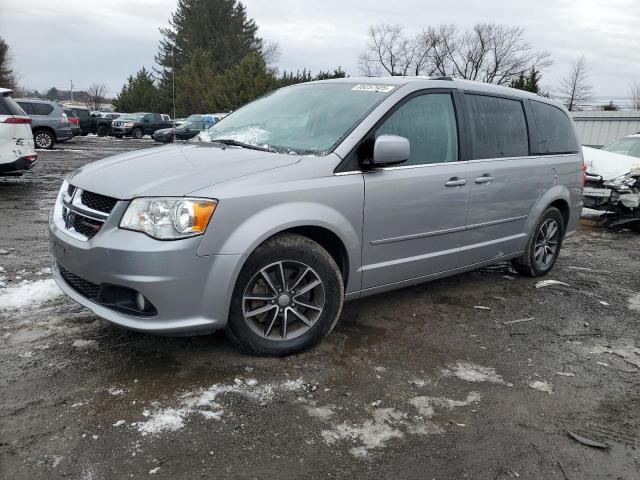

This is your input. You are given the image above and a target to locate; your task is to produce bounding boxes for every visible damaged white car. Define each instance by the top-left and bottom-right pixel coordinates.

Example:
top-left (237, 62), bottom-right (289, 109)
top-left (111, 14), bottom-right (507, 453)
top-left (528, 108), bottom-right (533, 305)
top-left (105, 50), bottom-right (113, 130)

top-left (583, 146), bottom-right (640, 229)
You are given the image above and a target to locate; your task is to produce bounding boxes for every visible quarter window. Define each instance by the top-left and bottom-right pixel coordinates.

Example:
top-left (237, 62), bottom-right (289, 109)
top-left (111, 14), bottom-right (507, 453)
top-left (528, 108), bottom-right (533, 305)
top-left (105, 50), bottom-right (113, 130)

top-left (531, 101), bottom-right (579, 154)
top-left (466, 94), bottom-right (529, 159)
top-left (376, 93), bottom-right (459, 166)
top-left (17, 102), bottom-right (34, 115)
top-left (31, 103), bottom-right (54, 115)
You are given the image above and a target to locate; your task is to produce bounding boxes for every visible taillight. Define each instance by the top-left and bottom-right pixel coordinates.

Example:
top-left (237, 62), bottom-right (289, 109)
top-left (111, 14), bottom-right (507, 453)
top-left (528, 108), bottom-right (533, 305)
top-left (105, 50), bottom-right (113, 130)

top-left (70, 117), bottom-right (79, 125)
top-left (4, 116), bottom-right (32, 124)
top-left (582, 162), bottom-right (587, 187)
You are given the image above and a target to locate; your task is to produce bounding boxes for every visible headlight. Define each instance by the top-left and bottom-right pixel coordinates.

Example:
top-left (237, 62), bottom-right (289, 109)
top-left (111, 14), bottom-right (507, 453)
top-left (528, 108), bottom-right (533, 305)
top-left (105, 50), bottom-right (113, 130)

top-left (120, 198), bottom-right (217, 240)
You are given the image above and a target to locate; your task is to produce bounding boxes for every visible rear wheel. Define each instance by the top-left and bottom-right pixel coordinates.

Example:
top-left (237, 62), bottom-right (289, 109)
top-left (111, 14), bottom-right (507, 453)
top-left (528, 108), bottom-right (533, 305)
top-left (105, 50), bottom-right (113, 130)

top-left (132, 128), bottom-right (143, 139)
top-left (34, 129), bottom-right (55, 149)
top-left (226, 233), bottom-right (344, 356)
top-left (512, 207), bottom-right (565, 277)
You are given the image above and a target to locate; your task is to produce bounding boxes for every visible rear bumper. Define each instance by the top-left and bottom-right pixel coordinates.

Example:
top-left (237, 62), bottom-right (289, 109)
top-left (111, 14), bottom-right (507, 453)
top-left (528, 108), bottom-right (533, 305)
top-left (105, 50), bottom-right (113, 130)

top-left (0, 154), bottom-right (38, 173)
top-left (55, 127), bottom-right (74, 142)
top-left (48, 205), bottom-right (246, 334)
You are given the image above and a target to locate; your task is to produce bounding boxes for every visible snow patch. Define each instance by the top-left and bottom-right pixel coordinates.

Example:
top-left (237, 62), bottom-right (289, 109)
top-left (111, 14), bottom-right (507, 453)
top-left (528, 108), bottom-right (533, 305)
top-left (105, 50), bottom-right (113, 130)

top-left (409, 392), bottom-right (480, 418)
top-left (304, 404), bottom-right (335, 420)
top-left (442, 361), bottom-right (512, 386)
top-left (529, 381), bottom-right (554, 394)
top-left (590, 345), bottom-right (640, 369)
top-left (137, 378), bottom-right (304, 436)
top-left (0, 279), bottom-right (61, 311)
top-left (535, 280), bottom-right (570, 289)
top-left (73, 339), bottom-right (98, 349)
top-left (628, 294), bottom-right (640, 313)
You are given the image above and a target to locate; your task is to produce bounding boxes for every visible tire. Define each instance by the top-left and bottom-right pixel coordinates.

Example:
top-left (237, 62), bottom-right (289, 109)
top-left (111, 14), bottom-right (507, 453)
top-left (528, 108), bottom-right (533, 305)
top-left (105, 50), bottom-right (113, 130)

top-left (34, 129), bottom-right (55, 149)
top-left (96, 125), bottom-right (108, 137)
top-left (512, 207), bottom-right (565, 277)
top-left (132, 128), bottom-right (143, 139)
top-left (81, 132), bottom-right (88, 136)
top-left (225, 233), bottom-right (344, 356)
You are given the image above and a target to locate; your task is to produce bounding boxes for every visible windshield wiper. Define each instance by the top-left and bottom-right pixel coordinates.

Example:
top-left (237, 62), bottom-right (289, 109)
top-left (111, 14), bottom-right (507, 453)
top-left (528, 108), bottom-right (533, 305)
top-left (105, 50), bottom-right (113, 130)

top-left (211, 139), bottom-right (275, 153)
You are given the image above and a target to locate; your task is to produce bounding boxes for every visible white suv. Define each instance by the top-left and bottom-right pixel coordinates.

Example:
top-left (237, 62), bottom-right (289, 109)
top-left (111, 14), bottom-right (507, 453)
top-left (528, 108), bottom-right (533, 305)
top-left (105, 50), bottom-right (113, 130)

top-left (0, 88), bottom-right (37, 174)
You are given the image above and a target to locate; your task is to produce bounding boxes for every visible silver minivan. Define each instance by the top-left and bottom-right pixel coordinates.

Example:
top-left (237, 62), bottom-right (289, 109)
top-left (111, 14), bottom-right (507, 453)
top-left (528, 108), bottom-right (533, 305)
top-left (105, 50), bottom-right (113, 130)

top-left (49, 77), bottom-right (583, 355)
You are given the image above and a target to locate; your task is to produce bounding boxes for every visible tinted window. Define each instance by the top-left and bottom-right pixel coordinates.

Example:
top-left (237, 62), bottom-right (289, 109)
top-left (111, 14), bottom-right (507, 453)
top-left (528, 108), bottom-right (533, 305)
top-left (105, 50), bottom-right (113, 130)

top-left (376, 93), bottom-right (459, 166)
top-left (17, 101), bottom-right (33, 114)
top-left (75, 109), bottom-right (90, 118)
top-left (466, 94), bottom-right (529, 159)
top-left (31, 103), bottom-right (54, 116)
top-left (531, 101), bottom-right (579, 155)
top-left (0, 96), bottom-right (27, 116)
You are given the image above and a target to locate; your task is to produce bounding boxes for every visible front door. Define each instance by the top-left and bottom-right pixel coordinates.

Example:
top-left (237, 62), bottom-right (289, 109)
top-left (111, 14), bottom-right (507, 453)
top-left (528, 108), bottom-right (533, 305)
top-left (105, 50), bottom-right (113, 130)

top-left (362, 91), bottom-right (471, 289)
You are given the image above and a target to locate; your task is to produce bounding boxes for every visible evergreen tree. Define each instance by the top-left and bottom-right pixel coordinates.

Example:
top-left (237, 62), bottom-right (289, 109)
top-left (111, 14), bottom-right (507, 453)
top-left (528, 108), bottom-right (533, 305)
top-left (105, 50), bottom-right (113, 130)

top-left (0, 38), bottom-right (16, 90)
top-left (602, 100), bottom-right (619, 111)
top-left (510, 67), bottom-right (541, 94)
top-left (155, 0), bottom-right (262, 112)
top-left (46, 87), bottom-right (60, 100)
top-left (113, 67), bottom-right (160, 112)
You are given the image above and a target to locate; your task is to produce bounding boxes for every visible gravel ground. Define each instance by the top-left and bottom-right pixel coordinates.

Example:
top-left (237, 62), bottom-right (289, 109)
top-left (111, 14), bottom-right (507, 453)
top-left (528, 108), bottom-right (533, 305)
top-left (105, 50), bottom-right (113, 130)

top-left (1, 136), bottom-right (639, 480)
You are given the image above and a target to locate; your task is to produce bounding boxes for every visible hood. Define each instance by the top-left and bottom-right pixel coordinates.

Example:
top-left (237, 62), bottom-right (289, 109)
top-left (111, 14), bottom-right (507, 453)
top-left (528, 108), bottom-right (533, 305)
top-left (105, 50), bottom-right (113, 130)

top-left (582, 146), bottom-right (640, 180)
top-left (68, 143), bottom-right (302, 198)
top-left (153, 128), bottom-right (175, 136)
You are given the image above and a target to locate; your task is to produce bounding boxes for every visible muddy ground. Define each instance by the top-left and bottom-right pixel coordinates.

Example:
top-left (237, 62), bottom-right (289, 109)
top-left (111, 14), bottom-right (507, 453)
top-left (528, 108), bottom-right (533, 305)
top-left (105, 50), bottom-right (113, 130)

top-left (1, 136), bottom-right (639, 480)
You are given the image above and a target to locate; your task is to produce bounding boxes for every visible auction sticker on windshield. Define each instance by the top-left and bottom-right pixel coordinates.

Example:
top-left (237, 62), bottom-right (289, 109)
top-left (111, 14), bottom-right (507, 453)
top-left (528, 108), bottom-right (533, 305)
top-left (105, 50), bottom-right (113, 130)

top-left (351, 84), bottom-right (395, 93)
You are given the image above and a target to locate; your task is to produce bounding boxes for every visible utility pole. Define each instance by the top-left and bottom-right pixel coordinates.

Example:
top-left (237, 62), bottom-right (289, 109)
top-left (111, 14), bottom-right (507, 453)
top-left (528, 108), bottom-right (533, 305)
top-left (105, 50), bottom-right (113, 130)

top-left (70, 80), bottom-right (74, 103)
top-left (172, 47), bottom-right (176, 121)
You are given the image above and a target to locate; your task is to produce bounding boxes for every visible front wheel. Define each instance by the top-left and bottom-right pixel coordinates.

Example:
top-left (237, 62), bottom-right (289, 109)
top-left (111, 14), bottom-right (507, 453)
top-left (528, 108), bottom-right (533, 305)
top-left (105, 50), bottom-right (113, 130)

top-left (132, 128), bottom-right (143, 139)
top-left (512, 207), bottom-right (565, 277)
top-left (226, 233), bottom-right (344, 356)
top-left (96, 125), bottom-right (108, 137)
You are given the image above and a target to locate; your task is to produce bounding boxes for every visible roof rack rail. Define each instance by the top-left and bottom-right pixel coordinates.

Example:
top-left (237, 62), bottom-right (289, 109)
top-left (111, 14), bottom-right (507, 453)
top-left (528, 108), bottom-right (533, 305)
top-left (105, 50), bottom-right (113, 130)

top-left (432, 76), bottom-right (454, 81)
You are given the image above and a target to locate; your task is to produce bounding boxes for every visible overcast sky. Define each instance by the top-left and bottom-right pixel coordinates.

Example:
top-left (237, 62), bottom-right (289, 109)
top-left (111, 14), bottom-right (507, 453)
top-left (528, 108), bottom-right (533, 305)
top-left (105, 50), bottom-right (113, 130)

top-left (1, 0), bottom-right (639, 106)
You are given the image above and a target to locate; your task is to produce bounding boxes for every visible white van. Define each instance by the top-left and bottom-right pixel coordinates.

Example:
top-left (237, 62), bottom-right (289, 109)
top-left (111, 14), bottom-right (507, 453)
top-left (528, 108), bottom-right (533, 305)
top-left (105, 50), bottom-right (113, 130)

top-left (0, 88), bottom-right (37, 174)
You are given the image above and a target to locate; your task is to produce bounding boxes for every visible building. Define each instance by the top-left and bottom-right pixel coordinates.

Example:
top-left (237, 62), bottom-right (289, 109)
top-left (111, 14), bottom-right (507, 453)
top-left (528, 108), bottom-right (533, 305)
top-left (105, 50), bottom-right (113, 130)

top-left (571, 111), bottom-right (640, 148)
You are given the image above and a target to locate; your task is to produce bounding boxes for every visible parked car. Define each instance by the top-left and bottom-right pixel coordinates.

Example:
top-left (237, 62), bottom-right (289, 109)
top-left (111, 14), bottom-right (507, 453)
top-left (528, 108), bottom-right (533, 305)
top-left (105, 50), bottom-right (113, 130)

top-left (49, 78), bottom-right (582, 356)
top-left (16, 98), bottom-right (73, 149)
top-left (0, 88), bottom-right (37, 174)
top-left (111, 113), bottom-right (172, 139)
top-left (583, 146), bottom-right (640, 228)
top-left (152, 114), bottom-right (221, 143)
top-left (600, 134), bottom-right (640, 158)
top-left (65, 106), bottom-right (118, 137)
top-left (63, 109), bottom-right (82, 136)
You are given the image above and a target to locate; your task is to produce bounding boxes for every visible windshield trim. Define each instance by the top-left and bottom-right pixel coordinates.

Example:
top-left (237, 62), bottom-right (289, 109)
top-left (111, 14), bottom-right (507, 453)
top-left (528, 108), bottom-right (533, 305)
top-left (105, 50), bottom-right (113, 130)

top-left (204, 82), bottom-right (396, 156)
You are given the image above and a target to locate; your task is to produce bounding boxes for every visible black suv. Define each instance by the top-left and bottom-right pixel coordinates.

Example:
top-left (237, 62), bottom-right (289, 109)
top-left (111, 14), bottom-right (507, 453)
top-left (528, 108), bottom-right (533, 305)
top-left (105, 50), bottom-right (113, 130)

top-left (111, 113), bottom-right (172, 139)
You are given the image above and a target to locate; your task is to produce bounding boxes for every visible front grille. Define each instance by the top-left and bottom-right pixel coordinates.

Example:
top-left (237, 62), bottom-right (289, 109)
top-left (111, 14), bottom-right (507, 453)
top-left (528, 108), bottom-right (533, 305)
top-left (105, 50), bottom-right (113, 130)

top-left (81, 191), bottom-right (118, 214)
top-left (72, 214), bottom-right (103, 239)
top-left (58, 265), bottom-right (101, 300)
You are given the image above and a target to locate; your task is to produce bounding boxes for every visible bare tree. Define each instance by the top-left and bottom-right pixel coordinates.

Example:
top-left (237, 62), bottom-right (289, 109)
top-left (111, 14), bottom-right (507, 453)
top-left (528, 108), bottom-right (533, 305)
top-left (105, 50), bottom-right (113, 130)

top-left (358, 23), bottom-right (551, 84)
top-left (558, 56), bottom-right (592, 111)
top-left (630, 80), bottom-right (640, 111)
top-left (261, 40), bottom-right (282, 70)
top-left (85, 83), bottom-right (107, 110)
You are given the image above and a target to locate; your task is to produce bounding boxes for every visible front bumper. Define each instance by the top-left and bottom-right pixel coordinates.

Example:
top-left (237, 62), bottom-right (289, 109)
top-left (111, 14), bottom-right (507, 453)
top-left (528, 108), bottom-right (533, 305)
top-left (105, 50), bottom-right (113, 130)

top-left (48, 204), bottom-right (246, 334)
top-left (112, 127), bottom-right (132, 136)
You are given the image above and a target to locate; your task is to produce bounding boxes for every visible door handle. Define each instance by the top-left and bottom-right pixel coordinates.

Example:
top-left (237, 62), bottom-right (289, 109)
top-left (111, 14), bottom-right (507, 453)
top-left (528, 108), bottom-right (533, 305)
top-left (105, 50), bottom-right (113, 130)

top-left (475, 174), bottom-right (495, 184)
top-left (445, 177), bottom-right (467, 187)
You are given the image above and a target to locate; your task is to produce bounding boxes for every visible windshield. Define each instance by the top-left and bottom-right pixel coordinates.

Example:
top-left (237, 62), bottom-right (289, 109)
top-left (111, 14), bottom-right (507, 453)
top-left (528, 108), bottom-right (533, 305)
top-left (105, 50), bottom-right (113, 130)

top-left (119, 113), bottom-right (145, 121)
top-left (602, 138), bottom-right (640, 158)
top-left (201, 83), bottom-right (396, 155)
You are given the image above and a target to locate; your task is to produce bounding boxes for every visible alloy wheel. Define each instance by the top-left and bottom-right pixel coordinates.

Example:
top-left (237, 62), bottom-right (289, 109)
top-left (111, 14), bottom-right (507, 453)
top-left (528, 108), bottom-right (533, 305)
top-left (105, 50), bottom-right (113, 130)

top-left (242, 260), bottom-right (325, 341)
top-left (534, 219), bottom-right (560, 269)
top-left (35, 133), bottom-right (52, 149)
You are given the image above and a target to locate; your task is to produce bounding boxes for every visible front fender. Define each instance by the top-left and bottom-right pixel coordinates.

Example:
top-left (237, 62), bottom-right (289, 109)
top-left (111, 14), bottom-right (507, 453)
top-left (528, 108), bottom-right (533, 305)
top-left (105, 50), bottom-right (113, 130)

top-left (198, 201), bottom-right (363, 293)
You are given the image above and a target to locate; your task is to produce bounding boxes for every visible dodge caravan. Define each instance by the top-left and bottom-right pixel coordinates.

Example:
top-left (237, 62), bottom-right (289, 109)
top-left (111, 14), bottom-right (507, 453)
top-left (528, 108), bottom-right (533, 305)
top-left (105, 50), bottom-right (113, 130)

top-left (49, 77), bottom-right (583, 356)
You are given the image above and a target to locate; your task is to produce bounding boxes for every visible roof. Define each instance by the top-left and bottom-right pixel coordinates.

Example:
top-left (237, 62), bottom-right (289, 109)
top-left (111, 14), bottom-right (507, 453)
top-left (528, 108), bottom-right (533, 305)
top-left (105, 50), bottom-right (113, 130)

top-left (309, 76), bottom-right (564, 108)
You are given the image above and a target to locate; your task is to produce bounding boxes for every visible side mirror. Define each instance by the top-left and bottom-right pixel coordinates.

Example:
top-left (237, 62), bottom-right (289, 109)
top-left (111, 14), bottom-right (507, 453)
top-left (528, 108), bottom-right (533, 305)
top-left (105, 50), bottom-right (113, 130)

top-left (371, 135), bottom-right (410, 167)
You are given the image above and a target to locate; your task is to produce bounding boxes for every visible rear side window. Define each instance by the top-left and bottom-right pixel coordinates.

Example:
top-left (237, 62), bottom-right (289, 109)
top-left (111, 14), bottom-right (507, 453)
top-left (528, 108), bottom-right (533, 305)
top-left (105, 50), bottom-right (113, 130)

top-left (531, 101), bottom-right (578, 154)
top-left (465, 94), bottom-right (529, 159)
top-left (0, 96), bottom-right (27, 116)
top-left (17, 101), bottom-right (34, 114)
top-left (31, 103), bottom-right (54, 115)
top-left (376, 93), bottom-right (459, 166)
top-left (75, 109), bottom-right (90, 118)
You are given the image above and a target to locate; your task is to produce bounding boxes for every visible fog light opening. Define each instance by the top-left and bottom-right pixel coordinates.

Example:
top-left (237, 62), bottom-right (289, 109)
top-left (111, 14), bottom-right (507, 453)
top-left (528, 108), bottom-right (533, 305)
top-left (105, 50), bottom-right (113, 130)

top-left (135, 293), bottom-right (147, 311)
